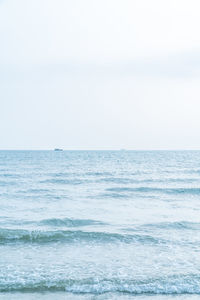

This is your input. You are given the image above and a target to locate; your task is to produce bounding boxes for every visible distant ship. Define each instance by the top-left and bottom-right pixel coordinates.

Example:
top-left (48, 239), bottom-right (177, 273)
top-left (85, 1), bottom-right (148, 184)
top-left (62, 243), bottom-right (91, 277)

top-left (54, 148), bottom-right (63, 151)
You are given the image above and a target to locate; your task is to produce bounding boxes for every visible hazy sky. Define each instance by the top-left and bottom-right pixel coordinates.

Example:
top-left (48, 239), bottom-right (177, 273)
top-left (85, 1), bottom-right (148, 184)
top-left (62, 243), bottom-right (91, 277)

top-left (1, 0), bottom-right (200, 149)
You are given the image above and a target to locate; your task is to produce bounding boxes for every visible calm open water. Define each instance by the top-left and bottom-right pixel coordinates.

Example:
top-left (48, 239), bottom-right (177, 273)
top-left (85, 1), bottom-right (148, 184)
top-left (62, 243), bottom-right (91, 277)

top-left (1, 150), bottom-right (200, 299)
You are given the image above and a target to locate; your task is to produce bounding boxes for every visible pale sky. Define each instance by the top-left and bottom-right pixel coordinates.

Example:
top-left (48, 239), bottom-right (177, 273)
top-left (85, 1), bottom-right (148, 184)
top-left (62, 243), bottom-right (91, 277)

top-left (1, 0), bottom-right (200, 149)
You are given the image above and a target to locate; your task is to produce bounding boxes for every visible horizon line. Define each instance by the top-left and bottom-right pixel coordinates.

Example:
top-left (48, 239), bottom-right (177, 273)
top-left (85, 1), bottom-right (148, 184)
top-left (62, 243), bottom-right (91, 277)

top-left (1, 149), bottom-right (200, 151)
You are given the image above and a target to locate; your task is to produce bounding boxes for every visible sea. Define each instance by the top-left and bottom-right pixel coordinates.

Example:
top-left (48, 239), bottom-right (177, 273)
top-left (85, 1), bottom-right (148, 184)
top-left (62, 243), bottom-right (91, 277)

top-left (1, 150), bottom-right (200, 299)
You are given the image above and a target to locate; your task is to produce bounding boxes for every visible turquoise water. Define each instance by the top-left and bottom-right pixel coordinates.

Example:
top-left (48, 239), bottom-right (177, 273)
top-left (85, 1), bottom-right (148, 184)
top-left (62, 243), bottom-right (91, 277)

top-left (1, 150), bottom-right (200, 299)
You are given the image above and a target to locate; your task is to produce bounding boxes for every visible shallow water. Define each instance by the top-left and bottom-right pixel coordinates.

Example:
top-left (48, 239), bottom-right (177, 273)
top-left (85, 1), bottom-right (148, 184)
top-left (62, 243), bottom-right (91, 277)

top-left (1, 150), bottom-right (200, 298)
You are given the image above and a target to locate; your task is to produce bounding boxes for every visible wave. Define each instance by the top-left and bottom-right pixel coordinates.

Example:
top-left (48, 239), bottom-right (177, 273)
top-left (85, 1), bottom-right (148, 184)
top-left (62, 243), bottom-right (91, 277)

top-left (100, 177), bottom-right (198, 184)
top-left (101, 192), bottom-right (129, 199)
top-left (0, 218), bottom-right (106, 228)
top-left (1, 275), bottom-right (200, 294)
top-left (0, 180), bottom-right (17, 186)
top-left (39, 218), bottom-right (106, 227)
top-left (124, 221), bottom-right (200, 233)
top-left (99, 177), bottom-right (136, 184)
top-left (46, 171), bottom-right (114, 178)
top-left (46, 172), bottom-right (76, 177)
top-left (0, 228), bottom-right (165, 245)
top-left (106, 187), bottom-right (200, 195)
top-left (141, 221), bottom-right (200, 230)
top-left (183, 169), bottom-right (200, 174)
top-left (85, 172), bottom-right (113, 176)
top-left (0, 173), bottom-right (20, 178)
top-left (25, 188), bottom-right (51, 194)
top-left (40, 179), bottom-right (84, 185)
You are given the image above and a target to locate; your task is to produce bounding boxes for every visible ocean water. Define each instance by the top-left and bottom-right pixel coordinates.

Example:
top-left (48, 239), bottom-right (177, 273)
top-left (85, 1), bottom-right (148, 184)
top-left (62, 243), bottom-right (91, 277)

top-left (1, 150), bottom-right (200, 300)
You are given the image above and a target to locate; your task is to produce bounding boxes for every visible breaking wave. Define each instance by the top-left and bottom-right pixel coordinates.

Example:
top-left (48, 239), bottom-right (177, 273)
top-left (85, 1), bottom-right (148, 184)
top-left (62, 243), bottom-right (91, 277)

top-left (1, 275), bottom-right (200, 294)
top-left (0, 228), bottom-right (166, 245)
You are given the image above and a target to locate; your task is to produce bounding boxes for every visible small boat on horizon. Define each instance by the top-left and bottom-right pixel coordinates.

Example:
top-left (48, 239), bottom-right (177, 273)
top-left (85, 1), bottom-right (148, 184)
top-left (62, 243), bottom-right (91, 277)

top-left (54, 148), bottom-right (63, 151)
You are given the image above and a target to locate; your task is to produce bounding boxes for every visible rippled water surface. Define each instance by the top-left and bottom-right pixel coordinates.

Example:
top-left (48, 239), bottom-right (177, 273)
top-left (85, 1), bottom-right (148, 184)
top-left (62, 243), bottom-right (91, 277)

top-left (1, 150), bottom-right (200, 299)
